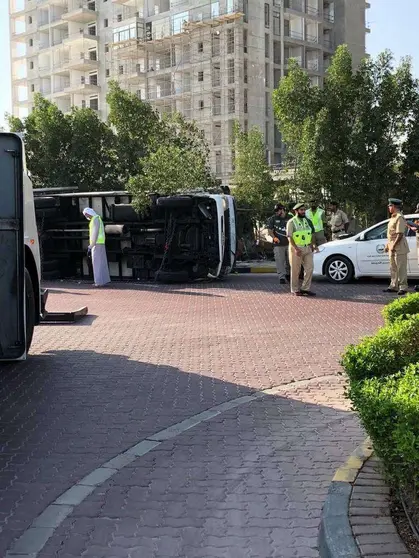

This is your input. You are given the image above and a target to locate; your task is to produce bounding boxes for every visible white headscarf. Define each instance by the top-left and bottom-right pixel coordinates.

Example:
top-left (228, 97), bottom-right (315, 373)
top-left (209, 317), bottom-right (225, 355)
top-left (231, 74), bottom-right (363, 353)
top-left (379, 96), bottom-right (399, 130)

top-left (83, 208), bottom-right (97, 219)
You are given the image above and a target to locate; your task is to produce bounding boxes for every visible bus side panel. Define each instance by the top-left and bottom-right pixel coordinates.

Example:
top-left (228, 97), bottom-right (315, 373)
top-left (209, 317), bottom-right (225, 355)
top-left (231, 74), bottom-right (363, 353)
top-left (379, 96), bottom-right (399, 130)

top-left (0, 134), bottom-right (25, 360)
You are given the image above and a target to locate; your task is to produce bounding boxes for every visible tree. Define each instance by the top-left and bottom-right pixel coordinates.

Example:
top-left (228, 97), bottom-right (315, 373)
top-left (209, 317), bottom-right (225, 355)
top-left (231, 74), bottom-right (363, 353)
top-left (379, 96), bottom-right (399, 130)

top-left (106, 81), bottom-right (162, 183)
top-left (8, 94), bottom-right (73, 189)
top-left (68, 107), bottom-right (120, 191)
top-left (230, 122), bottom-right (276, 219)
top-left (7, 95), bottom-right (119, 191)
top-left (128, 144), bottom-right (216, 213)
top-left (272, 46), bottom-right (419, 221)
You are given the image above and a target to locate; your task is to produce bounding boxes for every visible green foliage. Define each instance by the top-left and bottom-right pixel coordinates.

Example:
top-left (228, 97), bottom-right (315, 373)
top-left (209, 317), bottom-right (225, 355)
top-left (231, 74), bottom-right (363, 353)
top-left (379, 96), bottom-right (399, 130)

top-left (382, 293), bottom-right (419, 325)
top-left (349, 364), bottom-right (419, 489)
top-left (273, 46), bottom-right (419, 220)
top-left (106, 81), bottom-right (162, 182)
top-left (230, 122), bottom-right (277, 218)
top-left (8, 94), bottom-right (73, 189)
top-left (7, 95), bottom-right (119, 191)
top-left (341, 315), bottom-right (419, 382)
top-left (128, 143), bottom-right (216, 213)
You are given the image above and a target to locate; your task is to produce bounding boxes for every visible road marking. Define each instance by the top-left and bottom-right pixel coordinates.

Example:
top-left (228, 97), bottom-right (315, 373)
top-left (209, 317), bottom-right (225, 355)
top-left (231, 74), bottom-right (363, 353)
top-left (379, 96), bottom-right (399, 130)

top-left (6, 375), bottom-right (339, 557)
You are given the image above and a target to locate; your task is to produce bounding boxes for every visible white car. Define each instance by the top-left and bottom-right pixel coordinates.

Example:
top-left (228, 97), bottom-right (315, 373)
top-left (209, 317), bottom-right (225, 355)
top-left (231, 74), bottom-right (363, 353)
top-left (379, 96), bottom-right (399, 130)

top-left (313, 214), bottom-right (419, 283)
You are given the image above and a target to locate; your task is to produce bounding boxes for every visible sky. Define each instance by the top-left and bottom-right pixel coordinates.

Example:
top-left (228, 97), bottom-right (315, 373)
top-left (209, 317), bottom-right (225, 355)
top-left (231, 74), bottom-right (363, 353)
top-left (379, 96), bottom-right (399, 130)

top-left (1, 0), bottom-right (419, 128)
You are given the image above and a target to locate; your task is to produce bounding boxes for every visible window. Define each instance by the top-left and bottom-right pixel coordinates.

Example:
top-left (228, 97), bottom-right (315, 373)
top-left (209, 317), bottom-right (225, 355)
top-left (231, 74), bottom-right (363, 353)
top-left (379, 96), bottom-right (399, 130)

top-left (198, 70), bottom-right (204, 82)
top-left (89, 49), bottom-right (97, 60)
top-left (212, 31), bottom-right (220, 56)
top-left (105, 43), bottom-right (109, 53)
top-left (265, 92), bottom-right (270, 116)
top-left (243, 0), bottom-right (248, 22)
top-left (106, 68), bottom-right (110, 77)
top-left (227, 58), bottom-right (234, 84)
top-left (29, 38), bottom-right (33, 46)
top-left (212, 92), bottom-right (221, 116)
top-left (265, 122), bottom-right (270, 144)
top-left (243, 29), bottom-right (248, 54)
top-left (227, 28), bottom-right (234, 54)
top-left (215, 151), bottom-right (222, 175)
top-left (113, 21), bottom-right (142, 43)
top-left (104, 18), bottom-right (108, 27)
top-left (264, 3), bottom-right (270, 28)
top-left (198, 42), bottom-right (203, 53)
top-left (119, 65), bottom-right (124, 74)
top-left (265, 34), bottom-right (270, 58)
top-left (28, 16), bottom-right (32, 24)
top-left (244, 89), bottom-right (248, 113)
top-left (211, 1), bottom-right (220, 17)
top-left (89, 96), bottom-right (99, 110)
top-left (212, 62), bottom-right (220, 87)
top-left (88, 24), bottom-right (97, 35)
top-left (31, 84), bottom-right (35, 92)
top-left (89, 72), bottom-right (98, 85)
top-left (29, 61), bottom-right (34, 69)
top-left (117, 14), bottom-right (122, 22)
top-left (364, 223), bottom-right (388, 241)
top-left (172, 10), bottom-right (188, 34)
top-left (199, 100), bottom-right (204, 110)
top-left (228, 88), bottom-right (235, 114)
top-left (273, 11), bottom-right (280, 35)
top-left (265, 63), bottom-right (270, 87)
top-left (244, 59), bottom-right (248, 84)
top-left (213, 122), bottom-right (221, 145)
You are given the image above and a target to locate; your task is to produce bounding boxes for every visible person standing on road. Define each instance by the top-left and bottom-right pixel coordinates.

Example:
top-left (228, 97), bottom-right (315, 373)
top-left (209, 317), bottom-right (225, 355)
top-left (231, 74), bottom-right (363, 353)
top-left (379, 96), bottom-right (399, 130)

top-left (306, 200), bottom-right (327, 246)
top-left (286, 203), bottom-right (318, 297)
top-left (329, 202), bottom-right (349, 240)
top-left (383, 198), bottom-right (409, 296)
top-left (267, 204), bottom-right (291, 284)
top-left (83, 208), bottom-right (111, 288)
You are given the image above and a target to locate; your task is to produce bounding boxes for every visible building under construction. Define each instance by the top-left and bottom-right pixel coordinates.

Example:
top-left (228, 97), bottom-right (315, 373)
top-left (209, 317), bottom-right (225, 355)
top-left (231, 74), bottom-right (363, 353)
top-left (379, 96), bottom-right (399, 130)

top-left (10, 0), bottom-right (369, 183)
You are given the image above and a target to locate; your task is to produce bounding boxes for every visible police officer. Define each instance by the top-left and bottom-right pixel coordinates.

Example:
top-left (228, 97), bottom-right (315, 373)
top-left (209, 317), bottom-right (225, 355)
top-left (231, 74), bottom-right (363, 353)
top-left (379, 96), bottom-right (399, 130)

top-left (306, 200), bottom-right (327, 246)
top-left (286, 203), bottom-right (318, 296)
top-left (267, 203), bottom-right (291, 284)
top-left (329, 202), bottom-right (349, 240)
top-left (383, 198), bottom-right (409, 295)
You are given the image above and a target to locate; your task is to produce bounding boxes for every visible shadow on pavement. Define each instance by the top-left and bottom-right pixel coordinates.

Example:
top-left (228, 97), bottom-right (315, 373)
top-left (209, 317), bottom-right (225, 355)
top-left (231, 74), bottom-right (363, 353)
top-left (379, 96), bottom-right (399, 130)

top-left (0, 349), bottom-right (355, 557)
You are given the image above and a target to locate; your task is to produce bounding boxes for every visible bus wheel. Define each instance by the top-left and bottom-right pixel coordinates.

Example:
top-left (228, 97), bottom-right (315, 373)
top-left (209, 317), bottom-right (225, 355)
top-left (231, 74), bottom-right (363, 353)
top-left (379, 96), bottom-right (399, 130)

top-left (25, 268), bottom-right (35, 354)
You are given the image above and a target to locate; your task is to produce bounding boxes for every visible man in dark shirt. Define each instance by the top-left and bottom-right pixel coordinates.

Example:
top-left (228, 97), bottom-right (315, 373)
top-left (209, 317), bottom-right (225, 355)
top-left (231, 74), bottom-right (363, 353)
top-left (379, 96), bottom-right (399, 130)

top-left (267, 204), bottom-right (291, 284)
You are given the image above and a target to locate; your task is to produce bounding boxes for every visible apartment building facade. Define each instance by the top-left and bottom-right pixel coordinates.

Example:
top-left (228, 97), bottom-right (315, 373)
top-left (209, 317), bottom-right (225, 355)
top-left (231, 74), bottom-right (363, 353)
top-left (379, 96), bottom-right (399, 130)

top-left (9, 0), bottom-right (369, 183)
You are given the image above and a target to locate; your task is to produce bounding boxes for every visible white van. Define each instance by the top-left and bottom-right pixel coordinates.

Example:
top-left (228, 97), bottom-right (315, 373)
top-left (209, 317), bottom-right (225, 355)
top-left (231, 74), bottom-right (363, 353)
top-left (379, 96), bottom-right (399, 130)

top-left (0, 133), bottom-right (42, 360)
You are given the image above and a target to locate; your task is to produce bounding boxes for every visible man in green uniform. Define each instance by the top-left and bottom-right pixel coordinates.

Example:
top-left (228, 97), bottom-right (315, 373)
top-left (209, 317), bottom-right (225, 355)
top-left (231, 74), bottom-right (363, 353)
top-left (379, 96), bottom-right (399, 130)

top-left (286, 203), bottom-right (318, 296)
top-left (383, 198), bottom-right (409, 296)
top-left (306, 200), bottom-right (327, 246)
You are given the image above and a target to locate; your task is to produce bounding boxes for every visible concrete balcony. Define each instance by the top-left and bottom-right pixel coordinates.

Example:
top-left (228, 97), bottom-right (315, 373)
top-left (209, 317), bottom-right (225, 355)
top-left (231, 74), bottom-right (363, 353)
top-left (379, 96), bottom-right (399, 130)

top-left (64, 53), bottom-right (99, 71)
top-left (112, 0), bottom-right (137, 5)
top-left (64, 30), bottom-right (98, 47)
top-left (65, 77), bottom-right (100, 94)
top-left (62, 2), bottom-right (97, 24)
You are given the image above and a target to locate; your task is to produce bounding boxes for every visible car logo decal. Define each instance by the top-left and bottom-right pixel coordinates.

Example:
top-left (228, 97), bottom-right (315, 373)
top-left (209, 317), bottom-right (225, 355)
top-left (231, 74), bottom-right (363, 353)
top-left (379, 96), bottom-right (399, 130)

top-left (376, 244), bottom-right (386, 254)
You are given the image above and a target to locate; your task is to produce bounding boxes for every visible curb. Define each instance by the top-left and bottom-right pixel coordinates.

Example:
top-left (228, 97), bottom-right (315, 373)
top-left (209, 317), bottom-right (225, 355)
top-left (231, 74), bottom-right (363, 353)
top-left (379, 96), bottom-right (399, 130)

top-left (233, 266), bottom-right (276, 274)
top-left (318, 439), bottom-right (373, 558)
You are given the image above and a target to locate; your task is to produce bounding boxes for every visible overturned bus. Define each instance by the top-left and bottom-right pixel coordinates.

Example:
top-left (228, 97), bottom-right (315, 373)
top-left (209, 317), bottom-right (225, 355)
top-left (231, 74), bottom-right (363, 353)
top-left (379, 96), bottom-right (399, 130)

top-left (35, 190), bottom-right (237, 283)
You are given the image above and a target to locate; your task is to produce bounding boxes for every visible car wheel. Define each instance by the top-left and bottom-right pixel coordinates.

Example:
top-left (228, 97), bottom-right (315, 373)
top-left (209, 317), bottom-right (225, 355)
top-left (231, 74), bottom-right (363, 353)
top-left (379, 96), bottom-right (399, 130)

top-left (325, 255), bottom-right (354, 284)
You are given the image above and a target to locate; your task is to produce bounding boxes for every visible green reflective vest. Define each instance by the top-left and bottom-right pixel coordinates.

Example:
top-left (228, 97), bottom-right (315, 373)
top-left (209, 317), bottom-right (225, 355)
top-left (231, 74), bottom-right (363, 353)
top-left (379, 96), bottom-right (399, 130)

top-left (291, 216), bottom-right (312, 247)
top-left (89, 215), bottom-right (105, 245)
top-left (306, 208), bottom-right (324, 232)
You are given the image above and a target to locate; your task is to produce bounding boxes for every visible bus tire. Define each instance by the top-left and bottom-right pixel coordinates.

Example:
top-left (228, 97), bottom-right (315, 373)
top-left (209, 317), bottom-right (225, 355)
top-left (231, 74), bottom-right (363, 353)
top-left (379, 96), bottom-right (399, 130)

top-left (25, 268), bottom-right (36, 354)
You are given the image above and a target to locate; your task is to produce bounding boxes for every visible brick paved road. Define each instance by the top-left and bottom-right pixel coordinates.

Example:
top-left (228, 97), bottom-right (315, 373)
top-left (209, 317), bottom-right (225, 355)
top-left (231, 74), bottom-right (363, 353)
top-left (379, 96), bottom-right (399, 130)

top-left (0, 276), bottom-right (386, 557)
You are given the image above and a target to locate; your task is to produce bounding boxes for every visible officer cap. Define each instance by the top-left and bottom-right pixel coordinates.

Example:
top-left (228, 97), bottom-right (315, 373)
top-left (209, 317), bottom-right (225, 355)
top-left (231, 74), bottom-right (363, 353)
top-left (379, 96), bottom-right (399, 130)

top-left (388, 198), bottom-right (402, 206)
top-left (293, 203), bottom-right (305, 211)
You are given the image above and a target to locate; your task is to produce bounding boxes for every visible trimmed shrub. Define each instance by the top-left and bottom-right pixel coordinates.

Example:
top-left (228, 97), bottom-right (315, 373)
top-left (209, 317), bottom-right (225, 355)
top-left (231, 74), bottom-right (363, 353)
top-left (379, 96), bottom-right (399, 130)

top-left (341, 314), bottom-right (419, 383)
top-left (348, 364), bottom-right (419, 489)
top-left (382, 293), bottom-right (419, 325)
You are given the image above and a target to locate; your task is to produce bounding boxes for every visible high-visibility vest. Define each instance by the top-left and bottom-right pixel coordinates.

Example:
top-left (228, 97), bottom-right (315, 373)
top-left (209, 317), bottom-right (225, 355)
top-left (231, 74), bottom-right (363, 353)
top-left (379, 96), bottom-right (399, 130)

top-left (306, 208), bottom-right (324, 232)
top-left (291, 216), bottom-right (312, 247)
top-left (89, 215), bottom-right (106, 245)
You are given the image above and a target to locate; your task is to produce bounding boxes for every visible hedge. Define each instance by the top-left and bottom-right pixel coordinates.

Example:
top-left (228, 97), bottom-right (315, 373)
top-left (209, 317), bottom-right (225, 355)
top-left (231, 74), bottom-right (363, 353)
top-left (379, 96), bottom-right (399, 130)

top-left (341, 314), bottom-right (419, 382)
top-left (382, 292), bottom-right (419, 325)
top-left (348, 364), bottom-right (419, 489)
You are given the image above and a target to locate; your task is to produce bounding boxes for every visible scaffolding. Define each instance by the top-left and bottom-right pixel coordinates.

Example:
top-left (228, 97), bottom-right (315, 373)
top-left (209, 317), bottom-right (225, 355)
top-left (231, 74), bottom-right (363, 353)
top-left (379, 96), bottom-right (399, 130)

top-left (109, 0), bottom-right (266, 183)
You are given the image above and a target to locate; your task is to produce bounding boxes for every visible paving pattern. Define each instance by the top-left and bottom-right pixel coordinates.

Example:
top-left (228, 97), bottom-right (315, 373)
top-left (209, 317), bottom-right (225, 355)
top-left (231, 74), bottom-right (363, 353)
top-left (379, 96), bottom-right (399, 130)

top-left (0, 276), bottom-right (387, 557)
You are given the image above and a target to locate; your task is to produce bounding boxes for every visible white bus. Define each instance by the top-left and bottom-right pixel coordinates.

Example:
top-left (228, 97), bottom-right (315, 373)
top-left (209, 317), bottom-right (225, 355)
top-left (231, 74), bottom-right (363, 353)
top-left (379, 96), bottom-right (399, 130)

top-left (0, 132), bottom-right (43, 360)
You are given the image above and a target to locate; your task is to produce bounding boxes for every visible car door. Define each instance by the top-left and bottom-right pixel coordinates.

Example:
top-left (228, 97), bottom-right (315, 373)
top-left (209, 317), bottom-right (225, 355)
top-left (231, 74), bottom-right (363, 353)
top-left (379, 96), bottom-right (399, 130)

top-left (356, 221), bottom-right (389, 276)
top-left (407, 226), bottom-right (419, 277)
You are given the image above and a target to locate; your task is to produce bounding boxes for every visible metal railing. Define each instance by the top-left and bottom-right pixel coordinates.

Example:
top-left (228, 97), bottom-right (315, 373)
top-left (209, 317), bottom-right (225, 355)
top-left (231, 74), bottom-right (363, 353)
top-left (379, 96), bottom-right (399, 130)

top-left (285, 29), bottom-right (304, 41)
top-left (324, 12), bottom-right (335, 23)
top-left (306, 59), bottom-right (319, 71)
